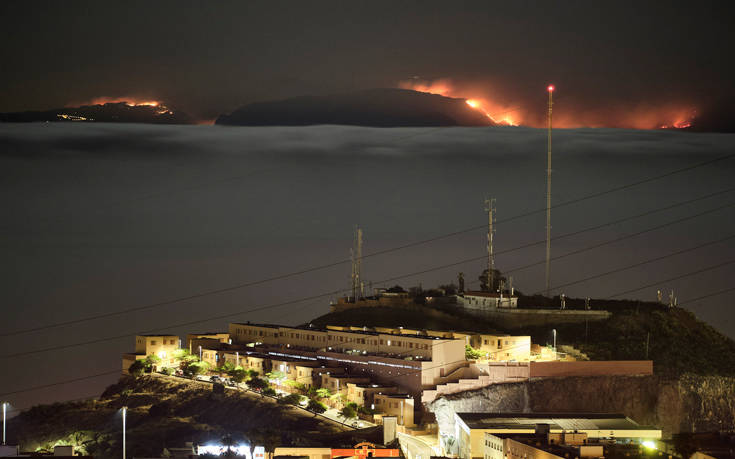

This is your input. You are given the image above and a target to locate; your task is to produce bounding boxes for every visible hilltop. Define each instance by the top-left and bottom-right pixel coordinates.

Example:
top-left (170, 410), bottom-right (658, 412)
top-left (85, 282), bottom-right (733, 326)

top-left (0, 102), bottom-right (193, 124)
top-left (216, 88), bottom-right (494, 127)
top-left (311, 297), bottom-right (735, 378)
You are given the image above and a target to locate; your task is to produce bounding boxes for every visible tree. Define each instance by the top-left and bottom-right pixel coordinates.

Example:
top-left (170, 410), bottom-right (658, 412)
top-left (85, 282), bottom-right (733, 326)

top-left (219, 361), bottom-right (235, 374)
top-left (478, 268), bottom-right (506, 292)
top-left (185, 361), bottom-right (209, 377)
top-left (465, 344), bottom-right (482, 360)
top-left (230, 368), bottom-right (247, 384)
top-left (247, 369), bottom-right (259, 379)
top-left (278, 394), bottom-right (303, 405)
top-left (247, 377), bottom-right (269, 391)
top-left (144, 354), bottom-right (161, 371)
top-left (386, 285), bottom-right (405, 293)
top-left (128, 360), bottom-right (145, 378)
top-left (262, 387), bottom-right (277, 397)
top-left (307, 399), bottom-right (327, 415)
top-left (159, 366), bottom-right (172, 376)
top-left (339, 405), bottom-right (357, 421)
top-left (283, 380), bottom-right (306, 393)
top-left (266, 370), bottom-right (285, 382)
top-left (315, 388), bottom-right (332, 399)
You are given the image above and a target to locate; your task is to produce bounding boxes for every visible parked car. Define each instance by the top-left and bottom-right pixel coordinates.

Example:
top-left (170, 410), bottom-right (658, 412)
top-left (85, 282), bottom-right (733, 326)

top-left (195, 374), bottom-right (209, 381)
top-left (210, 375), bottom-right (222, 383)
top-left (224, 379), bottom-right (237, 387)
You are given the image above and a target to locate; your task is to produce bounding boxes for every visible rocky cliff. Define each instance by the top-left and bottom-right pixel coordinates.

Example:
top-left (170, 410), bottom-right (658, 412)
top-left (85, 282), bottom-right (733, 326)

top-left (428, 374), bottom-right (735, 442)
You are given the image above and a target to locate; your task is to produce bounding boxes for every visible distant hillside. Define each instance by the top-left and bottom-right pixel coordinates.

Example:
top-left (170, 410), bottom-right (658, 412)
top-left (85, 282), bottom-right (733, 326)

top-left (7, 375), bottom-right (379, 457)
top-left (216, 88), bottom-right (494, 127)
top-left (311, 299), bottom-right (735, 378)
top-left (0, 102), bottom-right (193, 124)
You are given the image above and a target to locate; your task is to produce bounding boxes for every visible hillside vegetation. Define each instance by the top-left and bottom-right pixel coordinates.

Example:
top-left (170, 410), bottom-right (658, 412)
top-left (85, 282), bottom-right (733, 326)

top-left (7, 376), bottom-right (379, 457)
top-left (312, 299), bottom-right (735, 377)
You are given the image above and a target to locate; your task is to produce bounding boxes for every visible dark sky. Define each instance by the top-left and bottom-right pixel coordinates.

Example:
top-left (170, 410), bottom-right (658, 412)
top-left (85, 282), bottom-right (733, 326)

top-left (1, 1), bottom-right (734, 125)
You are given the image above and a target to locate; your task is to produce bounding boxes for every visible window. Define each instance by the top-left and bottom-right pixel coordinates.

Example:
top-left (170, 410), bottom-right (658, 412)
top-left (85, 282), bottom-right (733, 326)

top-left (151, 340), bottom-right (157, 345)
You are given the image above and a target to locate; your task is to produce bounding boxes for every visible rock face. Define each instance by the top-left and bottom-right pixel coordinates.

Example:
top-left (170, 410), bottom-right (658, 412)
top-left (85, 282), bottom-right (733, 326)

top-left (216, 88), bottom-right (494, 127)
top-left (428, 374), bottom-right (735, 442)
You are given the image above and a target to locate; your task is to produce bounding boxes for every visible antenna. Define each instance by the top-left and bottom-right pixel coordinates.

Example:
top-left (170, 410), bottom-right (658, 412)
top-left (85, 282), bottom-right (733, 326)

top-left (485, 198), bottom-right (496, 292)
top-left (351, 226), bottom-right (363, 301)
top-left (546, 84), bottom-right (554, 297)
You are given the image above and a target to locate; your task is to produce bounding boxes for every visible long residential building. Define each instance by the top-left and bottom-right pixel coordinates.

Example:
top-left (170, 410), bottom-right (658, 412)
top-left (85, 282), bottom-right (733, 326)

top-left (228, 322), bottom-right (467, 396)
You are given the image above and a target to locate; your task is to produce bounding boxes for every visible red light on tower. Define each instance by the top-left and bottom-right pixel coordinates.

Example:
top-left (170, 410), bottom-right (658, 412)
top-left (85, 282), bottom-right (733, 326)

top-left (547, 85), bottom-right (555, 92)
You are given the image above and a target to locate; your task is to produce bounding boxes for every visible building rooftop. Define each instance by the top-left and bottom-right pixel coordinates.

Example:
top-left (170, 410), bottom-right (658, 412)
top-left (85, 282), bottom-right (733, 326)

top-left (456, 413), bottom-right (656, 431)
top-left (137, 334), bottom-right (178, 338)
top-left (463, 291), bottom-right (516, 298)
top-left (233, 322), bottom-right (452, 341)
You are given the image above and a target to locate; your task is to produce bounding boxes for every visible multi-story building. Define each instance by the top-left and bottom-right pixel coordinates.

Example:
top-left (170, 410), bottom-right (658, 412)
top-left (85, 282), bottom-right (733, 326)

top-left (346, 383), bottom-right (398, 408)
top-left (468, 335), bottom-right (531, 361)
top-left (186, 332), bottom-right (230, 354)
top-left (484, 432), bottom-right (606, 459)
top-left (228, 322), bottom-right (467, 397)
top-left (122, 334), bottom-right (180, 372)
top-left (453, 413), bottom-right (661, 459)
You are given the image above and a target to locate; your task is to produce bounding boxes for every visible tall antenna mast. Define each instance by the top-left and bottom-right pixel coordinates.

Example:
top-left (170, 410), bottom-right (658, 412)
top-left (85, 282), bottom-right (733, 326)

top-left (485, 198), bottom-right (496, 292)
top-left (351, 226), bottom-right (363, 301)
top-left (356, 227), bottom-right (363, 299)
top-left (545, 84), bottom-right (555, 297)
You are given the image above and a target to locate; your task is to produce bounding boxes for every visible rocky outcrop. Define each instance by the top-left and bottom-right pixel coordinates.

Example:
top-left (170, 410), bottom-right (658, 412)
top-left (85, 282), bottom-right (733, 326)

top-left (427, 374), bottom-right (735, 440)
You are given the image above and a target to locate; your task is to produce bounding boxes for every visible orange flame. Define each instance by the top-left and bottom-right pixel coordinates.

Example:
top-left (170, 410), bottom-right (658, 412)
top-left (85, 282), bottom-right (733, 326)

top-left (400, 79), bottom-right (518, 126)
top-left (82, 97), bottom-right (161, 107)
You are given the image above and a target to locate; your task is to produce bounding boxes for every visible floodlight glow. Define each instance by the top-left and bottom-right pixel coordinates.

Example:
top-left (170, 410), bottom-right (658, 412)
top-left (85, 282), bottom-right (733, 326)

top-left (642, 440), bottom-right (657, 450)
top-left (547, 85), bottom-right (555, 92)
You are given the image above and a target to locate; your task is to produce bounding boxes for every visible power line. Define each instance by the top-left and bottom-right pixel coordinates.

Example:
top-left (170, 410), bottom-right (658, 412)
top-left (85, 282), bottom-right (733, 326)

top-left (0, 370), bottom-right (120, 397)
top-left (509, 201), bottom-right (735, 281)
top-left (4, 266), bottom-right (735, 401)
top-left (537, 234), bottom-right (735, 294)
top-left (3, 200), bottom-right (731, 360)
top-left (3, 181), bottom-right (733, 339)
top-left (607, 260), bottom-right (735, 299)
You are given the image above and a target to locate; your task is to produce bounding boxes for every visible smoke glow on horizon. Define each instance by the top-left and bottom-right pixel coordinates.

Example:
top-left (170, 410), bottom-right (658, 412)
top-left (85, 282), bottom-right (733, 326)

top-left (398, 78), bottom-right (696, 130)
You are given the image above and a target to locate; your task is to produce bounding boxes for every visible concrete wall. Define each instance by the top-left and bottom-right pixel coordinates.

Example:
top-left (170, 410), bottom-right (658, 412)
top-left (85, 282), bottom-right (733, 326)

top-left (529, 360), bottom-right (653, 377)
top-left (375, 395), bottom-right (415, 426)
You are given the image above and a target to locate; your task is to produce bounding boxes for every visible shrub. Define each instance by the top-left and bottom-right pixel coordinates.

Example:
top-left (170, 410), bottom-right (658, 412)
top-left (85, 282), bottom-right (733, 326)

top-left (307, 399), bottom-right (327, 414)
top-left (128, 360), bottom-right (145, 378)
top-left (465, 344), bottom-right (482, 360)
top-left (278, 394), bottom-right (303, 405)
top-left (231, 368), bottom-right (248, 384)
top-left (247, 377), bottom-right (269, 391)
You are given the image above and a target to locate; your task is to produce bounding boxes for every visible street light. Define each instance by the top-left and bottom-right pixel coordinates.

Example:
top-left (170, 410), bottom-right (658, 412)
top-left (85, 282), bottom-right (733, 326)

top-left (121, 406), bottom-right (127, 459)
top-left (198, 345), bottom-right (202, 361)
top-left (552, 329), bottom-right (557, 353)
top-left (2, 401), bottom-right (7, 445)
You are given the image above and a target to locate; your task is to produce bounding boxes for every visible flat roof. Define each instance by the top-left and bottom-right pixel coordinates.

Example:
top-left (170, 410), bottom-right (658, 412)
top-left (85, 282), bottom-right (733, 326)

top-left (231, 322), bottom-right (451, 340)
top-left (137, 334), bottom-right (178, 337)
top-left (456, 413), bottom-right (655, 431)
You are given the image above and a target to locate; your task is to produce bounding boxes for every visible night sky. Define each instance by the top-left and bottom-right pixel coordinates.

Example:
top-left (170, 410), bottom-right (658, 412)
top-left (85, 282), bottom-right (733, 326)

top-left (1, 1), bottom-right (734, 126)
top-left (1, 1), bottom-right (735, 415)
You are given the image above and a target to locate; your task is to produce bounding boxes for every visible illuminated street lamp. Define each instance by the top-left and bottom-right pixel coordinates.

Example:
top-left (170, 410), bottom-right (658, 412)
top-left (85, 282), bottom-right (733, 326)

top-left (121, 406), bottom-right (127, 459)
top-left (198, 345), bottom-right (202, 361)
top-left (2, 401), bottom-right (7, 445)
top-left (552, 329), bottom-right (557, 352)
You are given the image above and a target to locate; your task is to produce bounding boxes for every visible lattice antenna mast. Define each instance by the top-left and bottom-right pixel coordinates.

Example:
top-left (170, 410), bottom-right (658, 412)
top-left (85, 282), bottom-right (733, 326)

top-left (545, 84), bottom-right (555, 297)
top-left (485, 198), bottom-right (496, 292)
top-left (356, 227), bottom-right (363, 299)
top-left (350, 226), bottom-right (363, 301)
